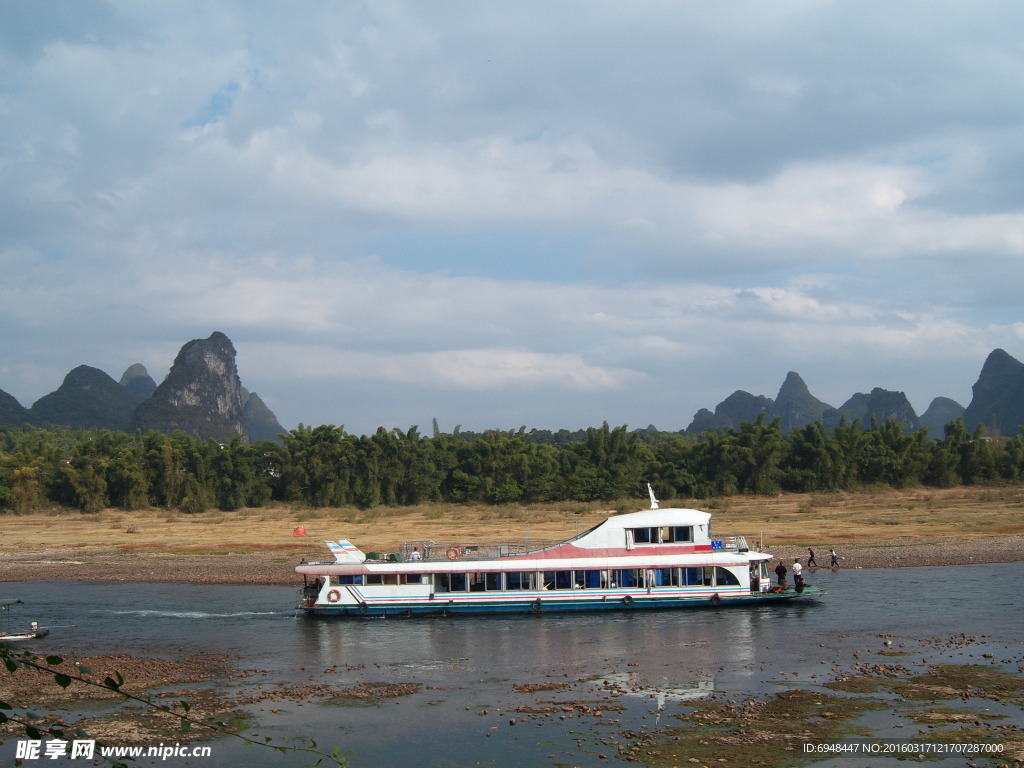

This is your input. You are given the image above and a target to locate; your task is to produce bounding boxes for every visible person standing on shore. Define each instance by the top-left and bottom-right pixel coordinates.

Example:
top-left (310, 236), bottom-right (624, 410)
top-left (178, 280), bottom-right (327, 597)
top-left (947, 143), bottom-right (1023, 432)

top-left (774, 560), bottom-right (787, 588)
top-left (829, 549), bottom-right (839, 568)
top-left (807, 548), bottom-right (817, 568)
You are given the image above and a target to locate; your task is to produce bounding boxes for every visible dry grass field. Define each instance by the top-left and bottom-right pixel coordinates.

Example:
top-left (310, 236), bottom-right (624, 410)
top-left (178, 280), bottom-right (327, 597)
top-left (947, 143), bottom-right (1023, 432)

top-left (2, 485), bottom-right (1023, 558)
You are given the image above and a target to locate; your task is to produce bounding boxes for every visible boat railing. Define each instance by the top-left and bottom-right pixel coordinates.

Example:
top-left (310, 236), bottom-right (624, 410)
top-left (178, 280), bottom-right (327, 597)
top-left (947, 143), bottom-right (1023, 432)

top-left (396, 540), bottom-right (563, 562)
top-left (713, 535), bottom-right (749, 552)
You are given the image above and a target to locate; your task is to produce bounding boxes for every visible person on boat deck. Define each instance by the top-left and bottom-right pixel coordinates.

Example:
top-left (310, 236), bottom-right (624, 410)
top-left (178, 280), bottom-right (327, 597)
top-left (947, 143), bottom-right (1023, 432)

top-left (409, 548), bottom-right (421, 561)
top-left (774, 560), bottom-right (787, 588)
top-left (807, 548), bottom-right (817, 567)
top-left (792, 558), bottom-right (804, 592)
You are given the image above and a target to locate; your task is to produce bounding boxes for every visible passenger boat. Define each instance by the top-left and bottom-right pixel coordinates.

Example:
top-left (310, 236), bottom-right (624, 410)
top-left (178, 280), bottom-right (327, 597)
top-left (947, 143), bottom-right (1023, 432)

top-left (0, 599), bottom-right (49, 642)
top-left (295, 487), bottom-right (823, 617)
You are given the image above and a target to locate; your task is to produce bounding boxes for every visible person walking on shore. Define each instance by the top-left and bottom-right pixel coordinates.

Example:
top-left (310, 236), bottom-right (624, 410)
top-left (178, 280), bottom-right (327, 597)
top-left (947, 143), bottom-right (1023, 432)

top-left (807, 548), bottom-right (817, 568)
top-left (829, 549), bottom-right (839, 568)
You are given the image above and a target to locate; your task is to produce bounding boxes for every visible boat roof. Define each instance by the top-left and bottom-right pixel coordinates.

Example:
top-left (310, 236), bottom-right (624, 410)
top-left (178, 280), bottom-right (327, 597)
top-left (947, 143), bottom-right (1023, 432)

top-left (596, 508), bottom-right (711, 529)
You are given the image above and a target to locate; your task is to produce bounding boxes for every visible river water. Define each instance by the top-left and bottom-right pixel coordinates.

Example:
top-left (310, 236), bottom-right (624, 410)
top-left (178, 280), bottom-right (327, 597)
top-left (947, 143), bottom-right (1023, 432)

top-left (2, 562), bottom-right (1022, 767)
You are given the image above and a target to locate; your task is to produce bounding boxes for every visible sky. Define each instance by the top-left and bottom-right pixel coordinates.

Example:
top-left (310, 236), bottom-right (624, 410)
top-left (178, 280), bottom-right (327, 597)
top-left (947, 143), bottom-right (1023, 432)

top-left (2, 1), bottom-right (1024, 436)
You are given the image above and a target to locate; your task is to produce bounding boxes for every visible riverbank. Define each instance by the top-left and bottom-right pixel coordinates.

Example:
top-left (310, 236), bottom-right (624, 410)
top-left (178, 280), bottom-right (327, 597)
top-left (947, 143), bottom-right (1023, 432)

top-left (2, 486), bottom-right (1022, 584)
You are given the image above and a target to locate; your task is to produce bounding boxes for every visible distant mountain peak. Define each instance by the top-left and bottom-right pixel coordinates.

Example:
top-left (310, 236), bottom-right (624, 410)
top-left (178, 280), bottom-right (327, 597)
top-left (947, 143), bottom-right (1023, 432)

top-left (0, 387), bottom-right (31, 426)
top-left (120, 363), bottom-right (157, 403)
top-left (919, 396), bottom-right (965, 435)
top-left (243, 392), bottom-right (286, 442)
top-left (130, 331), bottom-right (249, 441)
top-left (771, 371), bottom-right (832, 431)
top-left (30, 365), bottom-right (137, 430)
top-left (963, 348), bottom-right (1024, 434)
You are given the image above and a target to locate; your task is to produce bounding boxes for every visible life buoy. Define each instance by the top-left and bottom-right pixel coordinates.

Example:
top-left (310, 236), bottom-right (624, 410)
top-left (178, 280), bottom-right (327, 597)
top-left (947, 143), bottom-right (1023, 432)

top-left (622, 595), bottom-right (634, 606)
top-left (710, 593), bottom-right (721, 607)
top-left (531, 598), bottom-right (542, 613)
top-left (358, 602), bottom-right (369, 615)
top-left (446, 547), bottom-right (461, 560)
top-left (327, 589), bottom-right (342, 604)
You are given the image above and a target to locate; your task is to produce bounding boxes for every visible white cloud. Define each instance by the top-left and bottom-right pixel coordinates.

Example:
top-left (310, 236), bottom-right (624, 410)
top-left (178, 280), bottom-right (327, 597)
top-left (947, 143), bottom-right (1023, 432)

top-left (3, 1), bottom-right (1024, 432)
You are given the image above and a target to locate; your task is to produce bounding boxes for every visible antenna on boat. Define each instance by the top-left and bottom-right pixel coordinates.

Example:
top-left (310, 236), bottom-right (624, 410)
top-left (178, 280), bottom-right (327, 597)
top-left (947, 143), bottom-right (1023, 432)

top-left (647, 483), bottom-right (659, 510)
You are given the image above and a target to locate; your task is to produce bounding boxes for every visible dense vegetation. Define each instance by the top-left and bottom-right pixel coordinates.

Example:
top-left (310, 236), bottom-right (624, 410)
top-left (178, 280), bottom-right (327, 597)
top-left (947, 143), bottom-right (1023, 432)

top-left (1, 416), bottom-right (1022, 514)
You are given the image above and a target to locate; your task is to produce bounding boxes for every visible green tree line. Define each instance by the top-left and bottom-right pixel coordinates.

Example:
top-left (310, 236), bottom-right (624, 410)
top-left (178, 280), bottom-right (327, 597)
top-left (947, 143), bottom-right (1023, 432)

top-left (1, 416), bottom-right (1022, 514)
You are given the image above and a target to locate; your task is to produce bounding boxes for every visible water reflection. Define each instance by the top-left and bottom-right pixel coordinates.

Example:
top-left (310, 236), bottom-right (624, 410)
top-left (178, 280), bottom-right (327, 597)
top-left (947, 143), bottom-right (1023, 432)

top-left (294, 606), bottom-right (761, 689)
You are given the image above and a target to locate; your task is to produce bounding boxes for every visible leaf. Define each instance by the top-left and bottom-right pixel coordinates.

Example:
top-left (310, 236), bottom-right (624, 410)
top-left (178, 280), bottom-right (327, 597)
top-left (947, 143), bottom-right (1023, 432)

top-left (180, 719), bottom-right (191, 733)
top-left (179, 700), bottom-right (190, 712)
top-left (78, 665), bottom-right (92, 675)
top-left (103, 676), bottom-right (121, 690)
top-left (45, 655), bottom-right (64, 665)
top-left (54, 673), bottom-right (72, 689)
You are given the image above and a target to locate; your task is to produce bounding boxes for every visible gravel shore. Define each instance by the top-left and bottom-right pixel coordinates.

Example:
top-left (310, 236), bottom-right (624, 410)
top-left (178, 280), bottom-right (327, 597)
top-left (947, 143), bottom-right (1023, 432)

top-left (1, 535), bottom-right (1021, 585)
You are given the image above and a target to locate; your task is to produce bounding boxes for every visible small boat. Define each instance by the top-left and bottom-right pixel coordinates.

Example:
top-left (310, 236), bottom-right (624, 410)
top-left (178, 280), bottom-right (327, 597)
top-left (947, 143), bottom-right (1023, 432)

top-left (0, 598), bottom-right (49, 642)
top-left (295, 486), bottom-right (823, 617)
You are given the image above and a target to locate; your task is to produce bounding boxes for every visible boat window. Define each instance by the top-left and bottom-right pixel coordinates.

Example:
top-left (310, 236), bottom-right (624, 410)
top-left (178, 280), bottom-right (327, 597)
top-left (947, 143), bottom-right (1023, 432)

top-left (506, 571), bottom-right (531, 591)
top-left (661, 526), bottom-right (693, 543)
top-left (631, 527), bottom-right (653, 544)
top-left (542, 571), bottom-right (574, 590)
top-left (335, 575), bottom-right (362, 585)
top-left (365, 575), bottom-right (384, 585)
top-left (632, 526), bottom-right (694, 544)
top-left (683, 567), bottom-right (705, 586)
top-left (435, 573), bottom-right (468, 592)
top-left (581, 570), bottom-right (602, 589)
top-left (653, 568), bottom-right (674, 587)
top-left (449, 572), bottom-right (467, 591)
top-left (617, 569), bottom-right (639, 588)
top-left (714, 567), bottom-right (740, 586)
top-left (484, 572), bottom-right (502, 591)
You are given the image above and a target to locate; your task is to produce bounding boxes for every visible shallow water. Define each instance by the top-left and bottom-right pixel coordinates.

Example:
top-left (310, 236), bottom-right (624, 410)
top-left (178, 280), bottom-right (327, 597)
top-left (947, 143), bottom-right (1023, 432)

top-left (2, 562), bottom-right (1022, 767)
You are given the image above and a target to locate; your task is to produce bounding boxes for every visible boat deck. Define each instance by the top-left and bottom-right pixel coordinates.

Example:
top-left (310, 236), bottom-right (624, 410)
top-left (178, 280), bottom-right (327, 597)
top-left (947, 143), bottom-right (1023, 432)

top-left (382, 534), bottom-right (750, 563)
